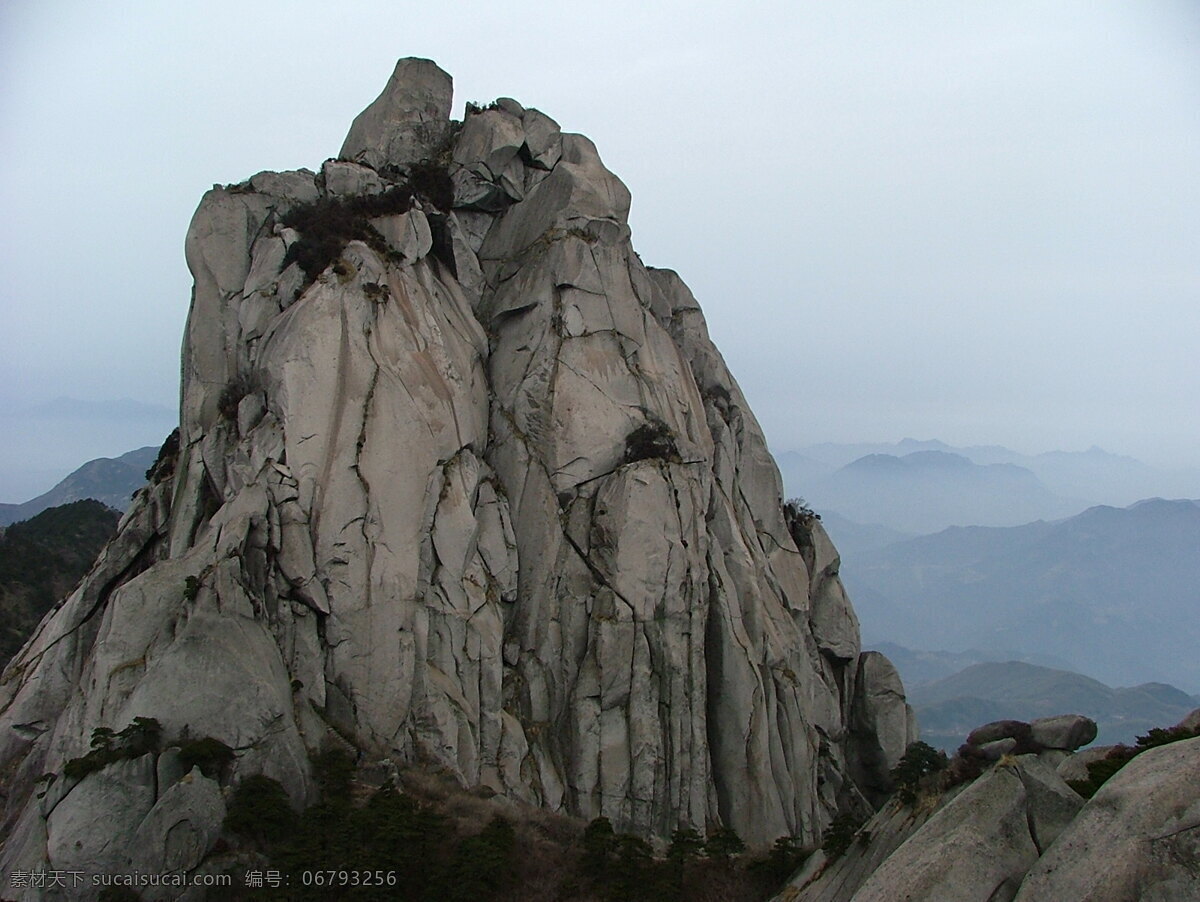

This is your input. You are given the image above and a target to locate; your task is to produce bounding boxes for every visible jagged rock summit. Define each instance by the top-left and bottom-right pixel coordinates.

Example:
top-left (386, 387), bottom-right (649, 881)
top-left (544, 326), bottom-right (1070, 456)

top-left (0, 59), bottom-right (913, 896)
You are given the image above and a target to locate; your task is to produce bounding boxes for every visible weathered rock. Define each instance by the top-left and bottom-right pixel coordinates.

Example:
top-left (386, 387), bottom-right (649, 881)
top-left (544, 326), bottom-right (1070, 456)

top-left (0, 59), bottom-right (913, 886)
top-left (1029, 713), bottom-right (1097, 751)
top-left (848, 756), bottom-right (1082, 902)
top-left (248, 169), bottom-right (319, 204)
top-left (1056, 744), bottom-right (1117, 783)
top-left (966, 719), bottom-right (1033, 749)
top-left (371, 209), bottom-right (433, 263)
top-left (1014, 736), bottom-right (1200, 901)
top-left (321, 159), bottom-right (385, 197)
top-left (129, 768), bottom-right (225, 895)
top-left (156, 747), bottom-right (187, 793)
top-left (977, 737), bottom-right (1018, 760)
top-left (521, 108), bottom-right (563, 170)
top-left (779, 790), bottom-right (966, 902)
top-left (46, 754), bottom-right (157, 875)
top-left (454, 107), bottom-right (525, 181)
top-left (847, 651), bottom-right (919, 803)
top-left (340, 57), bottom-right (453, 169)
top-left (1014, 753), bottom-right (1087, 852)
top-left (1175, 707), bottom-right (1200, 733)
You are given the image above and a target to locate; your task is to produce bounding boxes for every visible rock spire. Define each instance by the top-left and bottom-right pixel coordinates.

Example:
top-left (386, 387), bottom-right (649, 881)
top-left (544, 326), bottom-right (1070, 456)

top-left (0, 59), bottom-right (912, 896)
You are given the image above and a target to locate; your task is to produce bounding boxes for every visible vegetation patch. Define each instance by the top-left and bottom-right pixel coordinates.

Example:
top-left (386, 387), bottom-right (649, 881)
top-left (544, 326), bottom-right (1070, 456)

top-left (624, 418), bottom-right (681, 464)
top-left (0, 500), bottom-right (119, 669)
top-left (783, 497), bottom-right (821, 554)
top-left (145, 428), bottom-right (181, 482)
top-left (407, 162), bottom-right (454, 212)
top-left (820, 812), bottom-right (867, 861)
top-left (363, 281), bottom-right (390, 302)
top-left (209, 751), bottom-right (809, 901)
top-left (890, 741), bottom-right (949, 805)
top-left (183, 575), bottom-right (201, 602)
top-left (217, 373), bottom-right (260, 422)
top-left (464, 100), bottom-right (503, 116)
top-left (280, 158), bottom-right (454, 286)
top-left (224, 774), bottom-right (296, 846)
top-left (1066, 723), bottom-right (1200, 798)
top-left (63, 717), bottom-right (162, 781)
top-left (177, 737), bottom-right (236, 780)
top-left (281, 186), bottom-right (414, 281)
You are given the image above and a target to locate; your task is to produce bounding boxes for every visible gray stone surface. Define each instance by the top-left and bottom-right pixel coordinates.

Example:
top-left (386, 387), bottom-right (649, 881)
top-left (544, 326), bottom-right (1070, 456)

top-left (779, 791), bottom-right (963, 902)
top-left (1029, 713), bottom-right (1097, 750)
top-left (321, 159), bottom-right (385, 196)
top-left (339, 57), bottom-right (453, 169)
top-left (977, 737), bottom-right (1018, 760)
top-left (1013, 753), bottom-right (1085, 852)
top-left (966, 719), bottom-right (1031, 748)
top-left (779, 755), bottom-right (1084, 902)
top-left (850, 756), bottom-right (1081, 902)
top-left (847, 651), bottom-right (918, 803)
top-left (129, 768), bottom-right (225, 895)
top-left (1015, 736), bottom-right (1200, 901)
top-left (0, 59), bottom-right (913, 887)
top-left (371, 209), bottom-right (432, 263)
top-left (1056, 744), bottom-right (1116, 783)
top-left (46, 754), bottom-right (157, 875)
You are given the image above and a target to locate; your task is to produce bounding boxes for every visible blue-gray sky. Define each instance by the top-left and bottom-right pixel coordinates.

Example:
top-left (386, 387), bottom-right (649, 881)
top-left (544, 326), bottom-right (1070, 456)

top-left (1, 0), bottom-right (1198, 500)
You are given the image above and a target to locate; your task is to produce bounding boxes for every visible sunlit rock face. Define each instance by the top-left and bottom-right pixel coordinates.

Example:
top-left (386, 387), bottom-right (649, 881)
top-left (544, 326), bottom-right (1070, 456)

top-left (0, 58), bottom-right (908, 892)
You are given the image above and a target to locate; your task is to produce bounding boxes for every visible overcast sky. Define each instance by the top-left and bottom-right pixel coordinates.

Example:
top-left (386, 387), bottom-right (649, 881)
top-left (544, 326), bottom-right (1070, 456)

top-left (1, 0), bottom-right (1197, 500)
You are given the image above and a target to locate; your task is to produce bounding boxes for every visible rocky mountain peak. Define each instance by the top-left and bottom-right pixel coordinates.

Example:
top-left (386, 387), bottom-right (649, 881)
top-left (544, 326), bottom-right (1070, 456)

top-left (0, 59), bottom-right (915, 896)
top-left (340, 57), bottom-right (454, 169)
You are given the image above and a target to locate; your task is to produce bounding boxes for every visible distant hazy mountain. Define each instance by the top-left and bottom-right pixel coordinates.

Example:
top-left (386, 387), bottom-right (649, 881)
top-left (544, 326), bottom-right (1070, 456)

top-left (798, 450), bottom-right (1083, 534)
top-left (812, 510), bottom-right (914, 561)
top-left (0, 500), bottom-right (119, 668)
top-left (909, 660), bottom-right (1199, 752)
top-left (0, 446), bottom-right (157, 526)
top-left (0, 397), bottom-right (175, 501)
top-left (779, 438), bottom-right (1200, 512)
top-left (845, 498), bottom-right (1200, 692)
top-left (869, 641), bottom-right (1077, 688)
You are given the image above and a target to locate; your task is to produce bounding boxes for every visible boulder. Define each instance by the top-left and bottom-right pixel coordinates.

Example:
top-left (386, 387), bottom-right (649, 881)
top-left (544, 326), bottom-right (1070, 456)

top-left (247, 169), bottom-right (319, 204)
top-left (1014, 736), bottom-right (1200, 901)
top-left (847, 651), bottom-right (918, 803)
top-left (454, 107), bottom-right (525, 181)
top-left (321, 159), bottom-right (385, 196)
top-left (129, 768), bottom-right (225, 893)
top-left (45, 754), bottom-right (157, 875)
top-left (339, 57), bottom-right (453, 169)
top-left (371, 209), bottom-right (433, 263)
top-left (849, 756), bottom-right (1083, 902)
top-left (966, 719), bottom-right (1032, 748)
top-left (977, 737), bottom-right (1018, 760)
top-left (521, 108), bottom-right (563, 170)
top-left (1056, 744), bottom-right (1118, 783)
top-left (1029, 714), bottom-right (1097, 751)
top-left (1014, 754), bottom-right (1086, 852)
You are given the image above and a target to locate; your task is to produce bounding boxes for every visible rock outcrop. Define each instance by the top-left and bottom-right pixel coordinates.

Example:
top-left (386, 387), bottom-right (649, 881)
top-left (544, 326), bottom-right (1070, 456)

top-left (777, 710), bottom-right (1200, 901)
top-left (778, 753), bottom-right (1084, 902)
top-left (0, 58), bottom-right (910, 896)
top-left (1015, 735), bottom-right (1200, 902)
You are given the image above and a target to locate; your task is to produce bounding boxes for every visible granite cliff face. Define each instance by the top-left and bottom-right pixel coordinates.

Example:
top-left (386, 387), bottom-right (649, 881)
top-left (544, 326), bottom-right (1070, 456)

top-left (0, 59), bottom-right (915, 894)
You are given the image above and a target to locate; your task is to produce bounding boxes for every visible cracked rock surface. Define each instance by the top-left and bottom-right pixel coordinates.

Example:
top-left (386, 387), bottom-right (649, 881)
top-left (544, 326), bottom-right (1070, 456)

top-left (778, 753), bottom-right (1083, 902)
top-left (0, 59), bottom-right (909, 896)
top-left (1014, 736), bottom-right (1200, 902)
